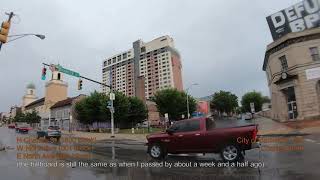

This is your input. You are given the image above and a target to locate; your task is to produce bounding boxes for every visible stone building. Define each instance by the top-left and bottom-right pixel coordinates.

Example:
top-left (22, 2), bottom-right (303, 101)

top-left (50, 94), bottom-right (86, 131)
top-left (23, 70), bottom-right (68, 127)
top-left (263, 28), bottom-right (320, 121)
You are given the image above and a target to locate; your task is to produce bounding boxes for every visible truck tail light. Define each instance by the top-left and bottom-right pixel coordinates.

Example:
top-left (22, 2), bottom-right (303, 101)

top-left (252, 126), bottom-right (258, 141)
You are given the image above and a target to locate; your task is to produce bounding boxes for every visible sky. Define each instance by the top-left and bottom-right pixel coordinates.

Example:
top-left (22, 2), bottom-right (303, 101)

top-left (0, 0), bottom-right (302, 112)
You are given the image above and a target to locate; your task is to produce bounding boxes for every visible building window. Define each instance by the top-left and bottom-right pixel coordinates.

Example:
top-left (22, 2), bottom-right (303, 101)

top-left (310, 47), bottom-right (320, 61)
top-left (123, 53), bottom-right (127, 59)
top-left (141, 46), bottom-right (146, 53)
top-left (279, 55), bottom-right (288, 71)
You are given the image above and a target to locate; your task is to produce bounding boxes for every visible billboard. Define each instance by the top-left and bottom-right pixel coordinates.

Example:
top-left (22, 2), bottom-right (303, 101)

top-left (266, 0), bottom-right (320, 40)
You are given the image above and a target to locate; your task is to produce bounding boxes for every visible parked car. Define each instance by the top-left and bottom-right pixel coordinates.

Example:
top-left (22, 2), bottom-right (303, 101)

top-left (243, 113), bottom-right (253, 120)
top-left (8, 124), bottom-right (16, 129)
top-left (15, 123), bottom-right (30, 133)
top-left (15, 122), bottom-right (26, 130)
top-left (146, 117), bottom-right (259, 162)
top-left (16, 125), bottom-right (32, 133)
top-left (136, 121), bottom-right (149, 128)
top-left (37, 126), bottom-right (61, 141)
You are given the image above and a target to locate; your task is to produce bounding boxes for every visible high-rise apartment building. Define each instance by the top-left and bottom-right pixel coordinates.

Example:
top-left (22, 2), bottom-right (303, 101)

top-left (102, 35), bottom-right (183, 99)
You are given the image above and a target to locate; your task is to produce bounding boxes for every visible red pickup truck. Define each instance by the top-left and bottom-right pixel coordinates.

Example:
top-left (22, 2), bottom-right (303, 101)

top-left (146, 117), bottom-right (259, 162)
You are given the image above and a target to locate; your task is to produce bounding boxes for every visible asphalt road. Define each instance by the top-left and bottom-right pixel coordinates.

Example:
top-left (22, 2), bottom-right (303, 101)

top-left (0, 123), bottom-right (320, 180)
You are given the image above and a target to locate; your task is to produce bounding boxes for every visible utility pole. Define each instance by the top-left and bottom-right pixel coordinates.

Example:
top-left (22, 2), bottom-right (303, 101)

top-left (109, 91), bottom-right (115, 138)
top-left (0, 12), bottom-right (15, 51)
top-left (186, 94), bottom-right (190, 119)
top-left (42, 62), bottom-right (115, 136)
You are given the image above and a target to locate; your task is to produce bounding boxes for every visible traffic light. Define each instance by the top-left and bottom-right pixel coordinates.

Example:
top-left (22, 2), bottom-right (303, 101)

top-left (78, 79), bottom-right (83, 90)
top-left (0, 21), bottom-right (10, 43)
top-left (41, 67), bottom-right (47, 80)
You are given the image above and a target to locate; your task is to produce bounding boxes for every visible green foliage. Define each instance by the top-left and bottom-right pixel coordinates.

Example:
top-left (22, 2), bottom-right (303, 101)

top-left (75, 91), bottom-right (109, 125)
top-left (262, 96), bottom-right (271, 103)
top-left (151, 88), bottom-right (197, 120)
top-left (14, 111), bottom-right (25, 122)
top-left (241, 91), bottom-right (264, 112)
top-left (14, 110), bottom-right (41, 124)
top-left (25, 109), bottom-right (41, 124)
top-left (128, 96), bottom-right (148, 126)
top-left (75, 91), bottom-right (147, 128)
top-left (112, 91), bottom-right (130, 128)
top-left (210, 90), bottom-right (238, 114)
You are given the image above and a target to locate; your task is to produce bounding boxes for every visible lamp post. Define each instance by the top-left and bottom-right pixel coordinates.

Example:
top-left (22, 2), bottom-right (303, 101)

top-left (7, 33), bottom-right (45, 42)
top-left (0, 33), bottom-right (45, 51)
top-left (186, 83), bottom-right (199, 119)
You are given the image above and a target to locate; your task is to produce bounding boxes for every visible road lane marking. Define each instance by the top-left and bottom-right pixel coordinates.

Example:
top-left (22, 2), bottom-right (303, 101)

top-left (305, 139), bottom-right (316, 143)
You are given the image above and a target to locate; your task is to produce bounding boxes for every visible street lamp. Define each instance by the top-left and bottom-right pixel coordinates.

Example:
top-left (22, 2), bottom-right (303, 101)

top-left (186, 83), bottom-right (199, 119)
top-left (0, 33), bottom-right (45, 51)
top-left (7, 33), bottom-right (45, 42)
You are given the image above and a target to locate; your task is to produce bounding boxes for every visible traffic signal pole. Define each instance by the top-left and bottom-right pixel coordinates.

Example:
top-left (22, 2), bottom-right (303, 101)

top-left (0, 12), bottom-right (14, 52)
top-left (42, 63), bottom-right (111, 88)
top-left (42, 63), bottom-right (116, 138)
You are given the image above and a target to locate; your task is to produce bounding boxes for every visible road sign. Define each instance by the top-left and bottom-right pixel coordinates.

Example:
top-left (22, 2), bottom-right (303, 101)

top-left (56, 64), bottom-right (80, 77)
top-left (107, 101), bottom-right (112, 108)
top-left (165, 113), bottom-right (168, 119)
top-left (250, 102), bottom-right (255, 113)
top-left (109, 92), bottom-right (115, 100)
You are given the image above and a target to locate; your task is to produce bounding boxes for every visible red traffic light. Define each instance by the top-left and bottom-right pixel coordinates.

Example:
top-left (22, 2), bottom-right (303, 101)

top-left (42, 67), bottom-right (47, 75)
top-left (41, 67), bottom-right (47, 80)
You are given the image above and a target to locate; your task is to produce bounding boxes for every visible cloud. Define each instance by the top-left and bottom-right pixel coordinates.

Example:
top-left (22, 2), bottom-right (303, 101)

top-left (0, 0), bottom-right (298, 112)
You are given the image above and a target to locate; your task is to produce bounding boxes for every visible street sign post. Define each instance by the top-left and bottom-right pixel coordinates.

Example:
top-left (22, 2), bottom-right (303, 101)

top-left (56, 64), bottom-right (80, 77)
top-left (109, 92), bottom-right (115, 100)
top-left (250, 102), bottom-right (255, 113)
top-left (108, 92), bottom-right (115, 138)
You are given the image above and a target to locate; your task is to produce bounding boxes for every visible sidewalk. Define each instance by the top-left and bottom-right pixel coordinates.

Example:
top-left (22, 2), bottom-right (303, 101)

top-left (283, 119), bottom-right (320, 134)
top-left (255, 116), bottom-right (320, 135)
top-left (62, 130), bottom-right (148, 142)
top-left (62, 117), bottom-right (320, 143)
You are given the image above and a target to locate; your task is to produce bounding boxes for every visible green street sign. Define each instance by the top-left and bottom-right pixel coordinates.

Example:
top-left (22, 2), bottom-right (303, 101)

top-left (56, 64), bottom-right (80, 78)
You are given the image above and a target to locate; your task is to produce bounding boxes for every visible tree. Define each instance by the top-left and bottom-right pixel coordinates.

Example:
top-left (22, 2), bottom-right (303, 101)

top-left (14, 111), bottom-right (25, 122)
top-left (74, 91), bottom-right (146, 128)
top-left (25, 109), bottom-right (41, 124)
top-left (151, 88), bottom-right (197, 121)
top-left (13, 110), bottom-right (40, 124)
top-left (262, 96), bottom-right (271, 103)
top-left (210, 90), bottom-right (238, 115)
top-left (112, 91), bottom-right (130, 128)
top-left (241, 91), bottom-right (264, 113)
top-left (128, 96), bottom-right (148, 127)
top-left (75, 91), bottom-right (109, 125)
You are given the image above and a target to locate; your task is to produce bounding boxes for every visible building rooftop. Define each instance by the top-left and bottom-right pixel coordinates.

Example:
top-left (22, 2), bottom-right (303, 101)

top-left (50, 97), bottom-right (75, 109)
top-left (50, 95), bottom-right (86, 109)
top-left (25, 97), bottom-right (45, 108)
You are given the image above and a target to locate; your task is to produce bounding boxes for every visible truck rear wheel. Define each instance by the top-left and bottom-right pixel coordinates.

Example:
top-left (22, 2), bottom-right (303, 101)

top-left (220, 144), bottom-right (241, 162)
top-left (149, 144), bottom-right (166, 160)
